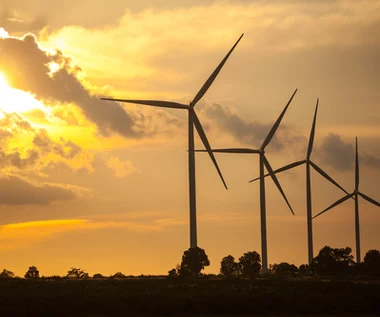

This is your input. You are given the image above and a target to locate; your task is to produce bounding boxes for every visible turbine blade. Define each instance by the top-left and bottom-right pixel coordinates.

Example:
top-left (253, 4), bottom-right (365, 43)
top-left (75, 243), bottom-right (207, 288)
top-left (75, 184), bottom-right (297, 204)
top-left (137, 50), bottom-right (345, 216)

top-left (263, 156), bottom-right (294, 215)
top-left (194, 148), bottom-right (260, 154)
top-left (261, 89), bottom-right (298, 149)
top-left (313, 193), bottom-right (353, 219)
top-left (191, 34), bottom-right (244, 107)
top-left (192, 111), bottom-right (228, 190)
top-left (248, 159), bottom-right (306, 183)
top-left (355, 137), bottom-right (359, 191)
top-left (310, 161), bottom-right (351, 196)
top-left (358, 192), bottom-right (380, 208)
top-left (307, 99), bottom-right (319, 159)
top-left (101, 98), bottom-right (188, 110)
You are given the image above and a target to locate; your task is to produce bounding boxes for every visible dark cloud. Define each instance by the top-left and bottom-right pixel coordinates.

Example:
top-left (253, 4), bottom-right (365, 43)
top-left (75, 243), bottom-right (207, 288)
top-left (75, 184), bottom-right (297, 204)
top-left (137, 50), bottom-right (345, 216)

top-left (0, 150), bottom-right (39, 169)
top-left (0, 175), bottom-right (75, 205)
top-left (0, 33), bottom-right (144, 138)
top-left (202, 103), bottom-right (304, 151)
top-left (317, 133), bottom-right (380, 172)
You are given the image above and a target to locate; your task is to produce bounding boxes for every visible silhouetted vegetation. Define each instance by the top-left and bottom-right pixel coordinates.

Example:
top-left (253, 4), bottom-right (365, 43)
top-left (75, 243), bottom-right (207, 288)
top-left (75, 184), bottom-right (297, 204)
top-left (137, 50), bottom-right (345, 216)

top-left (220, 255), bottom-right (239, 277)
top-left (65, 267), bottom-right (89, 279)
top-left (24, 266), bottom-right (40, 279)
top-left (179, 247), bottom-right (210, 276)
top-left (312, 246), bottom-right (355, 275)
top-left (0, 269), bottom-right (15, 278)
top-left (364, 249), bottom-right (380, 276)
top-left (238, 251), bottom-right (261, 277)
top-left (269, 262), bottom-right (298, 277)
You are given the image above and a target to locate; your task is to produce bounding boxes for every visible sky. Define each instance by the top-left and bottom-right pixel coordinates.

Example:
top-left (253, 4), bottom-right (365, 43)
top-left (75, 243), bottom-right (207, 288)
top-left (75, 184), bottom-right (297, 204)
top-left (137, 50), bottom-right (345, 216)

top-left (0, 0), bottom-right (379, 277)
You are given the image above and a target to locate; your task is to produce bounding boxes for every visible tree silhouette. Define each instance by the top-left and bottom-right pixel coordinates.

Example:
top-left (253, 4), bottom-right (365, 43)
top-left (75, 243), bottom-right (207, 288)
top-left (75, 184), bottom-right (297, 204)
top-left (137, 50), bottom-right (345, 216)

top-left (66, 267), bottom-right (89, 279)
top-left (0, 269), bottom-right (15, 278)
top-left (93, 273), bottom-right (104, 278)
top-left (180, 247), bottom-right (210, 276)
top-left (220, 255), bottom-right (239, 277)
top-left (238, 251), bottom-right (261, 277)
top-left (270, 262), bottom-right (298, 276)
top-left (364, 249), bottom-right (380, 276)
top-left (298, 264), bottom-right (312, 275)
top-left (111, 272), bottom-right (126, 279)
top-left (312, 246), bottom-right (354, 275)
top-left (24, 266), bottom-right (40, 279)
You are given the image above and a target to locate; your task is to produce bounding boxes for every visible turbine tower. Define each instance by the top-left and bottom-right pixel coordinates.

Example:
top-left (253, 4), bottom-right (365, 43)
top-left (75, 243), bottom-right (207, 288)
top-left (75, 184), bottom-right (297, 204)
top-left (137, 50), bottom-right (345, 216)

top-left (196, 89), bottom-right (297, 274)
top-left (249, 99), bottom-right (350, 266)
top-left (313, 137), bottom-right (380, 263)
top-left (101, 34), bottom-right (244, 249)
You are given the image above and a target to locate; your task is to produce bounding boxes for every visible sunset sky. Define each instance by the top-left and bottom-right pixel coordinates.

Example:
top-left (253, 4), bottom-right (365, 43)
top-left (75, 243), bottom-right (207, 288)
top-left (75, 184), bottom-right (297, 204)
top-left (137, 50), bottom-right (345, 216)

top-left (0, 0), bottom-right (379, 277)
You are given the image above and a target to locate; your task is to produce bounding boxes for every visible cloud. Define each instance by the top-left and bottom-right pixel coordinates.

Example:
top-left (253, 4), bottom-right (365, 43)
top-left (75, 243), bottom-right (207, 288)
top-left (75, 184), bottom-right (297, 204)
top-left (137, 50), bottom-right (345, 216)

top-left (0, 175), bottom-right (75, 205)
top-left (317, 133), bottom-right (380, 171)
top-left (0, 31), bottom-right (146, 139)
top-left (106, 157), bottom-right (136, 178)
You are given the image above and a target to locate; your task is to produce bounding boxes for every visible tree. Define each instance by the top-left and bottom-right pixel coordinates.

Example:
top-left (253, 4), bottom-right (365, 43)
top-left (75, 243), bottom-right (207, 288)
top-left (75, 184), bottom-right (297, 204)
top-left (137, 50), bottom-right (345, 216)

top-left (180, 247), bottom-right (210, 276)
top-left (0, 269), bottom-right (15, 278)
top-left (270, 262), bottom-right (298, 276)
top-left (66, 267), bottom-right (89, 279)
top-left (24, 266), bottom-right (40, 279)
top-left (220, 255), bottom-right (239, 277)
top-left (364, 249), bottom-right (380, 276)
top-left (93, 273), bottom-right (104, 278)
top-left (111, 272), bottom-right (126, 279)
top-left (298, 264), bottom-right (312, 275)
top-left (238, 251), bottom-right (261, 277)
top-left (312, 246), bottom-right (354, 275)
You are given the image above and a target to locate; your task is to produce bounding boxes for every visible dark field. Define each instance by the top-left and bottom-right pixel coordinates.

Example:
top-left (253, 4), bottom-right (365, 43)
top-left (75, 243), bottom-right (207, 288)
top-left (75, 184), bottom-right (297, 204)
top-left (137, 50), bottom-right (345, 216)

top-left (0, 277), bottom-right (379, 316)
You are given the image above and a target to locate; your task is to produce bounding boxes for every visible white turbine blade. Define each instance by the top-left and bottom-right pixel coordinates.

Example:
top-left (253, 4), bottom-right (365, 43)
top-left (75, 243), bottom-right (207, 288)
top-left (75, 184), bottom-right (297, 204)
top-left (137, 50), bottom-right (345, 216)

top-left (249, 159), bottom-right (306, 183)
top-left (261, 89), bottom-right (298, 150)
top-left (263, 155), bottom-right (294, 215)
top-left (313, 193), bottom-right (354, 219)
top-left (358, 192), bottom-right (380, 208)
top-left (310, 161), bottom-right (351, 197)
top-left (191, 34), bottom-right (244, 107)
top-left (101, 98), bottom-right (188, 110)
top-left (192, 111), bottom-right (228, 190)
top-left (307, 99), bottom-right (319, 160)
top-left (194, 148), bottom-right (260, 154)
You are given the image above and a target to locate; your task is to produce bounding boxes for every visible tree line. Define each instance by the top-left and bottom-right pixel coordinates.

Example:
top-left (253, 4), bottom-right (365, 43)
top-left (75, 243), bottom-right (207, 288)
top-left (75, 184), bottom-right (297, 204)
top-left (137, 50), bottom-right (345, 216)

top-left (1, 246), bottom-right (379, 279)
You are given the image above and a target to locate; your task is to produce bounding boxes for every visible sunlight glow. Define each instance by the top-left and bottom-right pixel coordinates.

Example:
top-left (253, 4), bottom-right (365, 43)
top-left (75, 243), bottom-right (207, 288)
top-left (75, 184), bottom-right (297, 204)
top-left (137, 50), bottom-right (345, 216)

top-left (0, 72), bottom-right (44, 114)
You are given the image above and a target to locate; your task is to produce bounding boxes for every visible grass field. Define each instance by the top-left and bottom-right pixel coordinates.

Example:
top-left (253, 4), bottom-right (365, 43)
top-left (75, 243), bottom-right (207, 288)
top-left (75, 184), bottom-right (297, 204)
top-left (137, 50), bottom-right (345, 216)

top-left (0, 277), bottom-right (379, 316)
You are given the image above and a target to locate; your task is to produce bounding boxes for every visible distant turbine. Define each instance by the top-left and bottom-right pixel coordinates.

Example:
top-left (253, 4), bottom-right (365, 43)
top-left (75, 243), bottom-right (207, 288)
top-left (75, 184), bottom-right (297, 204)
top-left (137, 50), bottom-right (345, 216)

top-left (196, 89), bottom-right (297, 274)
top-left (249, 99), bottom-right (350, 266)
top-left (101, 34), bottom-right (244, 249)
top-left (313, 137), bottom-right (380, 263)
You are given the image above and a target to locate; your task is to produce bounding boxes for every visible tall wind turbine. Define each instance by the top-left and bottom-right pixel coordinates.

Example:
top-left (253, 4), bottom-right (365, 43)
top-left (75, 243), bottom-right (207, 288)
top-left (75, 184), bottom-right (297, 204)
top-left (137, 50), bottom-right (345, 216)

top-left (313, 137), bottom-right (380, 263)
top-left (101, 34), bottom-right (244, 249)
top-left (249, 99), bottom-right (351, 266)
top-left (196, 89), bottom-right (297, 274)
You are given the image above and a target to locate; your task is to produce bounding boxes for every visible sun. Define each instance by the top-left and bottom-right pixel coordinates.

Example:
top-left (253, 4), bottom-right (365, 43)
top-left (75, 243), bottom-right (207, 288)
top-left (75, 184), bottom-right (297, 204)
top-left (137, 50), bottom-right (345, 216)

top-left (0, 72), bottom-right (44, 114)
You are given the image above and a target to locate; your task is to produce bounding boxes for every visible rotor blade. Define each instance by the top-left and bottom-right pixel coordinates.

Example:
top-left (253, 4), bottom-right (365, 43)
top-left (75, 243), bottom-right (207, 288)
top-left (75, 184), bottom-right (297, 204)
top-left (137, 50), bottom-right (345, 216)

top-left (263, 155), bottom-right (294, 215)
top-left (313, 193), bottom-right (353, 219)
top-left (192, 111), bottom-right (228, 190)
top-left (191, 34), bottom-right (244, 107)
top-left (101, 98), bottom-right (188, 110)
top-left (355, 137), bottom-right (359, 191)
top-left (248, 159), bottom-right (306, 183)
top-left (261, 89), bottom-right (298, 150)
top-left (358, 192), bottom-right (380, 208)
top-left (307, 99), bottom-right (319, 159)
top-left (194, 148), bottom-right (260, 154)
top-left (310, 161), bottom-right (351, 197)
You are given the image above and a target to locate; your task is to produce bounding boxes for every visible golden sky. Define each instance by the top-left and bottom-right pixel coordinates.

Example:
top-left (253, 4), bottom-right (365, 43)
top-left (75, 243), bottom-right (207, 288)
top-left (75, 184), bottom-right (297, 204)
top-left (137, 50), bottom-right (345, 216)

top-left (0, 0), bottom-right (379, 276)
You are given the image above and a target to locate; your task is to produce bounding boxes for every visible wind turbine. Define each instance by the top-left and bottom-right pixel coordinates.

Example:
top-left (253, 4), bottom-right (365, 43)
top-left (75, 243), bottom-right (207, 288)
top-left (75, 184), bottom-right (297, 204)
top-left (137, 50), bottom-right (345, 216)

top-left (313, 137), bottom-right (380, 263)
top-left (101, 34), bottom-right (244, 249)
top-left (196, 89), bottom-right (297, 274)
top-left (249, 99), bottom-right (351, 266)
